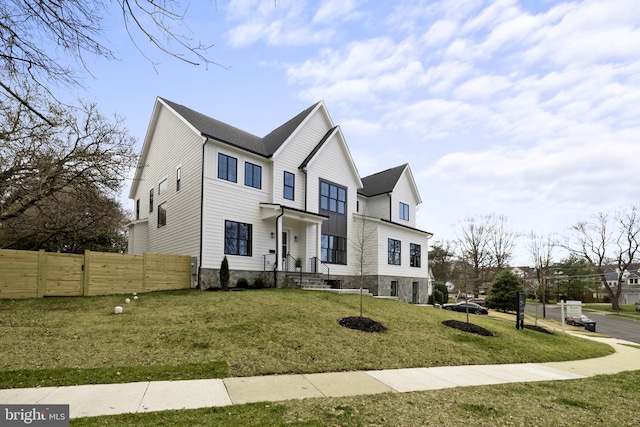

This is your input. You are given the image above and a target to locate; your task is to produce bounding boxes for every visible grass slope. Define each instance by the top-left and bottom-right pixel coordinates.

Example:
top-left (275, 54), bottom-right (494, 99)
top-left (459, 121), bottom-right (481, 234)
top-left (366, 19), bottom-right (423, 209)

top-left (0, 289), bottom-right (613, 389)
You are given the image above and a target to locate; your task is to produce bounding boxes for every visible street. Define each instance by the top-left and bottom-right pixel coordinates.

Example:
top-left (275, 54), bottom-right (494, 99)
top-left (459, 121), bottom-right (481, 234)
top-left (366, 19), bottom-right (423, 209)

top-left (525, 303), bottom-right (640, 344)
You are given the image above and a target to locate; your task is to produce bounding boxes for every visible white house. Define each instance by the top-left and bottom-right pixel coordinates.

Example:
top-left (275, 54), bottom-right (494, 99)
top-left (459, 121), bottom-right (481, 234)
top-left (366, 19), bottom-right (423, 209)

top-left (128, 97), bottom-right (433, 303)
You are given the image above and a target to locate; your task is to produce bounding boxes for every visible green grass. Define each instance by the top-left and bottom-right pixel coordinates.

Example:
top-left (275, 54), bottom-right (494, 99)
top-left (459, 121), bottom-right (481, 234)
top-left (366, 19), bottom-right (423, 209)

top-left (0, 289), bottom-right (614, 389)
top-left (583, 304), bottom-right (640, 318)
top-left (70, 370), bottom-right (640, 426)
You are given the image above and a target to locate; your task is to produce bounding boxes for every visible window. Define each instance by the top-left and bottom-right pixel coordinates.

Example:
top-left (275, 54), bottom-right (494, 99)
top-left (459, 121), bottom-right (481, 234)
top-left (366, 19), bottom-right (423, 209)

top-left (245, 162), bottom-right (262, 189)
top-left (157, 202), bottom-right (167, 228)
top-left (320, 181), bottom-right (346, 214)
top-left (149, 189), bottom-right (154, 213)
top-left (135, 199), bottom-right (140, 220)
top-left (321, 235), bottom-right (347, 264)
top-left (159, 178), bottom-right (168, 195)
top-left (176, 167), bottom-right (181, 191)
top-left (400, 202), bottom-right (409, 221)
top-left (388, 238), bottom-right (401, 265)
top-left (218, 153), bottom-right (237, 182)
top-left (410, 243), bottom-right (421, 267)
top-left (391, 281), bottom-right (398, 297)
top-left (225, 220), bottom-right (252, 256)
top-left (283, 171), bottom-right (295, 200)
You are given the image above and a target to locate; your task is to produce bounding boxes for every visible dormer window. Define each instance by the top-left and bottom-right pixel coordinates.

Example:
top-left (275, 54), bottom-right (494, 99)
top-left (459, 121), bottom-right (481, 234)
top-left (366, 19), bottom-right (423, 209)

top-left (400, 202), bottom-right (409, 221)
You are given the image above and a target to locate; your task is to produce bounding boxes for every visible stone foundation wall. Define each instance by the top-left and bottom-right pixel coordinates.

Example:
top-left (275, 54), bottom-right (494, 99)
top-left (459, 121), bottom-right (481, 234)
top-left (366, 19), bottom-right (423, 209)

top-left (199, 268), bottom-right (275, 290)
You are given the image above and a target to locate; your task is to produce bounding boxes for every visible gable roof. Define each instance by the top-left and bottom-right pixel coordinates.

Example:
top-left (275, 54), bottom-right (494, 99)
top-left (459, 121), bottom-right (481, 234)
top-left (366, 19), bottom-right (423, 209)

top-left (358, 164), bottom-right (408, 197)
top-left (160, 97), bottom-right (320, 157)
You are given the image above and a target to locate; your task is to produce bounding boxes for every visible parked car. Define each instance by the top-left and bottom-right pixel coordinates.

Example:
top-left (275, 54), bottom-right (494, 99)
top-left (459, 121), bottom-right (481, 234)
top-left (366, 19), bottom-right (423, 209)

top-left (565, 314), bottom-right (593, 326)
top-left (467, 297), bottom-right (486, 306)
top-left (442, 301), bottom-right (489, 315)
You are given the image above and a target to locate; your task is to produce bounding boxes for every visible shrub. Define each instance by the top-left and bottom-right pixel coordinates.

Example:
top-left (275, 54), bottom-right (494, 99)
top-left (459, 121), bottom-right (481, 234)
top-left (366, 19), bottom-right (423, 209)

top-left (253, 277), bottom-right (266, 289)
top-left (435, 283), bottom-right (449, 303)
top-left (486, 269), bottom-right (523, 312)
top-left (236, 277), bottom-right (249, 289)
top-left (429, 289), bottom-right (444, 305)
top-left (219, 256), bottom-right (229, 291)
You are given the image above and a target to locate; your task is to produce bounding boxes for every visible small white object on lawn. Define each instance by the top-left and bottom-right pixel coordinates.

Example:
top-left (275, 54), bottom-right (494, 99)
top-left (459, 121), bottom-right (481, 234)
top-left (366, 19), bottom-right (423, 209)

top-left (133, 295), bottom-right (139, 300)
top-left (133, 292), bottom-right (137, 296)
top-left (125, 298), bottom-right (131, 303)
top-left (114, 306), bottom-right (123, 314)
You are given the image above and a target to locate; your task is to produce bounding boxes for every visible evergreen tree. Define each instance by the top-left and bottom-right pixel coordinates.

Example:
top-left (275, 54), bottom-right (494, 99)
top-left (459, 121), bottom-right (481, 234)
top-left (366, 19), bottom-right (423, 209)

top-left (220, 256), bottom-right (229, 291)
top-left (487, 270), bottom-right (523, 312)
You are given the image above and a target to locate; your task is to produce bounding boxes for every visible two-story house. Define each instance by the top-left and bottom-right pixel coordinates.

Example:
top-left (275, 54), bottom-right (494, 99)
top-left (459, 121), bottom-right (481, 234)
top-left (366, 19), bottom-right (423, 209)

top-left (128, 97), bottom-right (433, 303)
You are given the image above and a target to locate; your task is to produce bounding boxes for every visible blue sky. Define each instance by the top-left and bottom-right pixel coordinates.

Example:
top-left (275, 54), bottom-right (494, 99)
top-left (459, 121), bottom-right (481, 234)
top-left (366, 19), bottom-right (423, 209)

top-left (59, 0), bottom-right (640, 265)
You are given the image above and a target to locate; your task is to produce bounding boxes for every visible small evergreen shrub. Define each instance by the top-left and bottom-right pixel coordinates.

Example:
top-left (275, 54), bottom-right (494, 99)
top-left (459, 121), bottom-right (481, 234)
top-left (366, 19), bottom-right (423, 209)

top-left (253, 277), bottom-right (266, 289)
top-left (219, 256), bottom-right (229, 291)
top-left (236, 277), bottom-right (249, 289)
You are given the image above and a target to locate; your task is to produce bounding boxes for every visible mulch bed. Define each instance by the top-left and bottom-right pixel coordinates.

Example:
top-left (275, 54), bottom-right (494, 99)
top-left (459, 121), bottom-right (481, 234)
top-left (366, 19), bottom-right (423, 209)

top-left (522, 324), bottom-right (553, 334)
top-left (338, 316), bottom-right (387, 333)
top-left (442, 319), bottom-right (496, 336)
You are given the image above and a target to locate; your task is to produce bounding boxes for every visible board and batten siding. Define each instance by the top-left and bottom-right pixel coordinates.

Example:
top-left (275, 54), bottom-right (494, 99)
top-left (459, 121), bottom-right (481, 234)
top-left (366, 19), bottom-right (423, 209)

top-left (131, 105), bottom-right (202, 258)
top-left (272, 110), bottom-right (332, 209)
top-left (201, 143), bottom-right (275, 270)
top-left (375, 223), bottom-right (430, 278)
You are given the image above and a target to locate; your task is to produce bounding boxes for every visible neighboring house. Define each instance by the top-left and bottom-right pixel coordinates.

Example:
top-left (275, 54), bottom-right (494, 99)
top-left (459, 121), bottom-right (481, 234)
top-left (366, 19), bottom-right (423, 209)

top-left (603, 265), bottom-right (640, 305)
top-left (128, 97), bottom-right (433, 303)
top-left (512, 266), bottom-right (538, 296)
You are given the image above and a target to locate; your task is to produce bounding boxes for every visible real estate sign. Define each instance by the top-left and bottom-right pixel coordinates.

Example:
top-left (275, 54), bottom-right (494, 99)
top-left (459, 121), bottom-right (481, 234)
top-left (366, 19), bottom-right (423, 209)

top-left (566, 300), bottom-right (582, 318)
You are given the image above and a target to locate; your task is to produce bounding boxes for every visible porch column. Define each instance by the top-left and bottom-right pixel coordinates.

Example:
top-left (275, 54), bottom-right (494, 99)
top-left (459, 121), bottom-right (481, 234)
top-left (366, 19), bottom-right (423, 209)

top-left (276, 214), bottom-right (283, 271)
top-left (316, 223), bottom-right (322, 263)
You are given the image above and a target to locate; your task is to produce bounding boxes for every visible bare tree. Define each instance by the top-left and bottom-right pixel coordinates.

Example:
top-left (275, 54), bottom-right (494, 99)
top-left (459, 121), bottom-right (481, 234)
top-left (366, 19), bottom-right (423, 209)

top-left (562, 207), bottom-right (640, 310)
top-left (428, 240), bottom-right (457, 287)
top-left (456, 215), bottom-right (493, 297)
top-left (351, 212), bottom-right (377, 316)
top-left (488, 214), bottom-right (520, 269)
top-left (0, 85), bottom-right (137, 225)
top-left (1, 0), bottom-right (218, 118)
top-left (527, 231), bottom-right (553, 317)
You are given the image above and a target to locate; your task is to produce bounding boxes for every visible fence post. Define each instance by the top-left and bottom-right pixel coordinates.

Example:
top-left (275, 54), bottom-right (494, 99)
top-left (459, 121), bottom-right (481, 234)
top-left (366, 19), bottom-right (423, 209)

top-left (83, 250), bottom-right (91, 296)
top-left (37, 250), bottom-right (47, 298)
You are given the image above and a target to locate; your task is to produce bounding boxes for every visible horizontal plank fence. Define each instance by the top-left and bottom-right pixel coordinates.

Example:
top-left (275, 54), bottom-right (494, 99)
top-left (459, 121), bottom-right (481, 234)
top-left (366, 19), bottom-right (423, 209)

top-left (0, 249), bottom-right (191, 299)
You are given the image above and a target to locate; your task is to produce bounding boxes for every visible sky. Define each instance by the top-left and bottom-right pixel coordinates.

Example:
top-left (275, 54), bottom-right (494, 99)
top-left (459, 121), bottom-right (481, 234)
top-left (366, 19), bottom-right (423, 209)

top-left (57, 0), bottom-right (640, 266)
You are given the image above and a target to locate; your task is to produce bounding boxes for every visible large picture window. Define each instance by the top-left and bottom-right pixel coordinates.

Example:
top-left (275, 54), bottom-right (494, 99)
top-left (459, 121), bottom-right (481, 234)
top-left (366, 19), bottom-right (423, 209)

top-left (320, 181), bottom-right (346, 214)
top-left (283, 171), bottom-right (295, 200)
top-left (388, 238), bottom-right (401, 265)
top-left (321, 234), bottom-right (347, 264)
top-left (400, 202), bottom-right (409, 221)
top-left (225, 220), bottom-right (252, 256)
top-left (410, 243), bottom-right (421, 267)
top-left (218, 153), bottom-right (237, 182)
top-left (245, 162), bottom-right (262, 189)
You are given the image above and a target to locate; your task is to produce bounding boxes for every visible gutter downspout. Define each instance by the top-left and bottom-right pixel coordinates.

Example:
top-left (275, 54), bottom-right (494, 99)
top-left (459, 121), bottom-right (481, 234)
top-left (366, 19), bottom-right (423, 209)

top-left (301, 167), bottom-right (308, 211)
top-left (198, 137), bottom-right (207, 289)
top-left (387, 193), bottom-right (392, 221)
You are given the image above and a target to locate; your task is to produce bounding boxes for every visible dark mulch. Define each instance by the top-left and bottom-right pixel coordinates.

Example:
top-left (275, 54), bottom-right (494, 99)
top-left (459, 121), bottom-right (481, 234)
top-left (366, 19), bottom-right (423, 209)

top-left (338, 316), bottom-right (387, 333)
top-left (442, 319), bottom-right (496, 337)
top-left (522, 324), bottom-right (553, 334)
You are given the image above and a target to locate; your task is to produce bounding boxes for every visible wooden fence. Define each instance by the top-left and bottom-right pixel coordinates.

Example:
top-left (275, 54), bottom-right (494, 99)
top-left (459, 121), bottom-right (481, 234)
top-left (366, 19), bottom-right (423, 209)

top-left (0, 249), bottom-right (191, 299)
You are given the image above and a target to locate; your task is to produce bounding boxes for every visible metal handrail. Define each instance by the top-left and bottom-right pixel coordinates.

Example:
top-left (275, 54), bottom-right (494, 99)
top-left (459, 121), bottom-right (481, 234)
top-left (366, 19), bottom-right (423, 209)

top-left (263, 253), bottom-right (276, 271)
top-left (310, 256), bottom-right (330, 284)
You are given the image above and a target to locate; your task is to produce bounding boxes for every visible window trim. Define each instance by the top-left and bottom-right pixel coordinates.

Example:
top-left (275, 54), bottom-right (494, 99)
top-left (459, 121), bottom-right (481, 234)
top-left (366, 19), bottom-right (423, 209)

top-left (321, 234), bottom-right (347, 265)
top-left (244, 162), bottom-right (262, 189)
top-left (157, 202), bottom-right (167, 228)
top-left (158, 177), bottom-right (168, 195)
top-left (400, 202), bottom-right (409, 221)
top-left (224, 220), bottom-right (253, 256)
top-left (283, 171), bottom-right (295, 200)
top-left (320, 180), bottom-right (346, 214)
top-left (218, 153), bottom-right (238, 183)
top-left (388, 238), bottom-right (401, 265)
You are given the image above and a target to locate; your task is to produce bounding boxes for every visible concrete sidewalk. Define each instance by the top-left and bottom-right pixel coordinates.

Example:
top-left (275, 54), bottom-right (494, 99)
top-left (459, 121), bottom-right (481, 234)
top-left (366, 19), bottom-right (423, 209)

top-left (1, 335), bottom-right (639, 419)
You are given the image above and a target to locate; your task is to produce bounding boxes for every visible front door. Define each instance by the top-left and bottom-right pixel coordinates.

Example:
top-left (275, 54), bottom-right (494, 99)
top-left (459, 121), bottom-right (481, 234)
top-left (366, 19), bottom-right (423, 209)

top-left (412, 282), bottom-right (419, 304)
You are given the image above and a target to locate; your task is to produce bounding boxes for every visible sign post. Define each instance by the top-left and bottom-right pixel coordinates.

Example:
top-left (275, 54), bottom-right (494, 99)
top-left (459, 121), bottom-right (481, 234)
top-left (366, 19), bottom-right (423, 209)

top-left (516, 291), bottom-right (525, 329)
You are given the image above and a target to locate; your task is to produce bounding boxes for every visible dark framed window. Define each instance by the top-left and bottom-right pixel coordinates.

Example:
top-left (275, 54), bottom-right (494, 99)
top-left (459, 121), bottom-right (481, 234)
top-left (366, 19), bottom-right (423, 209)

top-left (159, 178), bottom-right (167, 195)
top-left (135, 199), bottom-right (140, 220)
top-left (158, 202), bottom-right (167, 228)
top-left (176, 167), bottom-right (181, 191)
top-left (321, 234), bottom-right (347, 264)
top-left (410, 243), bottom-right (421, 267)
top-left (388, 238), bottom-right (401, 265)
top-left (283, 171), bottom-right (295, 200)
top-left (400, 202), bottom-right (409, 221)
top-left (218, 153), bottom-right (237, 182)
top-left (149, 189), bottom-right (154, 213)
top-left (225, 220), bottom-right (252, 256)
top-left (245, 162), bottom-right (262, 189)
top-left (320, 181), bottom-right (346, 214)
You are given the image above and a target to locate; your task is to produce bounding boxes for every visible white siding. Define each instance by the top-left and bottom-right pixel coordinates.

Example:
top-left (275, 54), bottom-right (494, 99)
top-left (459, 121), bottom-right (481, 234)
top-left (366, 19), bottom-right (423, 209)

top-left (391, 170), bottom-right (419, 228)
top-left (130, 105), bottom-right (202, 258)
top-left (362, 194), bottom-right (390, 221)
top-left (201, 143), bottom-right (275, 269)
top-left (376, 224), bottom-right (430, 278)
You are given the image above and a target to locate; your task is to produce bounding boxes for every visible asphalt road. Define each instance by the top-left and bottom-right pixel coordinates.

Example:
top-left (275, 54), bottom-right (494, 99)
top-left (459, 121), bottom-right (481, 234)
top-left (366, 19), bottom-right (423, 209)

top-left (525, 303), bottom-right (640, 344)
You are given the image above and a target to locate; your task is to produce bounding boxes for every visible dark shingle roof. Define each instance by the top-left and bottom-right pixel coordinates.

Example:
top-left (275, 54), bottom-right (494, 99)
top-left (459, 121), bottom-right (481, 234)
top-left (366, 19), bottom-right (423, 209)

top-left (160, 98), bottom-right (320, 157)
top-left (358, 164), bottom-right (407, 197)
